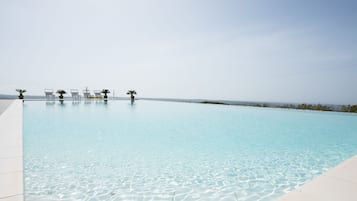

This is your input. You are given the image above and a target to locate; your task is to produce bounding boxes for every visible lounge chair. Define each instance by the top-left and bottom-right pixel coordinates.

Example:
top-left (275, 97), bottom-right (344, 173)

top-left (71, 89), bottom-right (81, 101)
top-left (44, 89), bottom-right (55, 101)
top-left (83, 88), bottom-right (91, 99)
top-left (94, 90), bottom-right (102, 98)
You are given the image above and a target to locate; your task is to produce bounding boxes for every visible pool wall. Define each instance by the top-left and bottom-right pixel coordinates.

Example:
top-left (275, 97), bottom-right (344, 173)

top-left (0, 100), bottom-right (23, 201)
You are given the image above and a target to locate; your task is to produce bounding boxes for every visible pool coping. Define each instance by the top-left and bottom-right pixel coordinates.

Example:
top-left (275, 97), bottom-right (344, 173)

top-left (278, 154), bottom-right (357, 201)
top-left (0, 100), bottom-right (24, 201)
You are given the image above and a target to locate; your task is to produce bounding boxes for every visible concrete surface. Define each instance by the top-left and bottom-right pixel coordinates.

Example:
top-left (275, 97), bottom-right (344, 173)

top-left (0, 100), bottom-right (23, 201)
top-left (0, 100), bottom-right (13, 116)
top-left (278, 155), bottom-right (357, 201)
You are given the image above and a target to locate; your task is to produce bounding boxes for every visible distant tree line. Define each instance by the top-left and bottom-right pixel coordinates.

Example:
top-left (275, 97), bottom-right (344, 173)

top-left (253, 103), bottom-right (357, 113)
top-left (284, 104), bottom-right (357, 113)
top-left (296, 104), bottom-right (332, 111)
top-left (341, 105), bottom-right (357, 113)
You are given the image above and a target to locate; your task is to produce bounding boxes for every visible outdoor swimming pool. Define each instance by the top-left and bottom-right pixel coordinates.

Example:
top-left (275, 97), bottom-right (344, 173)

top-left (24, 100), bottom-right (357, 201)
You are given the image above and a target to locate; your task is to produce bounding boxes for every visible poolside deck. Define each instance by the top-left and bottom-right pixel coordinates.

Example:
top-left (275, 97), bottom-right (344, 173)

top-left (278, 154), bottom-right (357, 201)
top-left (0, 100), bottom-right (23, 201)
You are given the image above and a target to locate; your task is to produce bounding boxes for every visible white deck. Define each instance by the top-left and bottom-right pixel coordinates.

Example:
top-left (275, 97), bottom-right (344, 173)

top-left (0, 100), bottom-right (24, 201)
top-left (278, 155), bottom-right (357, 201)
top-left (0, 100), bottom-right (13, 116)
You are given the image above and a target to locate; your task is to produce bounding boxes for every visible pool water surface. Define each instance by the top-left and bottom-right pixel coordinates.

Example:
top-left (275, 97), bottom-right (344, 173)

top-left (24, 100), bottom-right (357, 201)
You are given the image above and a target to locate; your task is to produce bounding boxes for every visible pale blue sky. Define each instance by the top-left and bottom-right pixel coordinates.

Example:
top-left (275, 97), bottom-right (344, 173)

top-left (1, 0), bottom-right (356, 104)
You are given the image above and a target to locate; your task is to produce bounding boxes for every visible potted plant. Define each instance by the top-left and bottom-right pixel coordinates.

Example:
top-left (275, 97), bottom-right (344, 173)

top-left (16, 89), bottom-right (26, 100)
top-left (101, 89), bottom-right (110, 99)
top-left (56, 89), bottom-right (67, 100)
top-left (126, 90), bottom-right (137, 101)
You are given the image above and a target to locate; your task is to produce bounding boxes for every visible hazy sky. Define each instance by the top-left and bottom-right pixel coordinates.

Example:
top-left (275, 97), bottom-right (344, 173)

top-left (1, 0), bottom-right (357, 104)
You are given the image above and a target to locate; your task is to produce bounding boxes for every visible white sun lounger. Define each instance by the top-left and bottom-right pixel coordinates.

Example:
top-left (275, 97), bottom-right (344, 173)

top-left (94, 90), bottom-right (102, 98)
top-left (83, 88), bottom-right (91, 99)
top-left (71, 89), bottom-right (81, 101)
top-left (44, 89), bottom-right (55, 101)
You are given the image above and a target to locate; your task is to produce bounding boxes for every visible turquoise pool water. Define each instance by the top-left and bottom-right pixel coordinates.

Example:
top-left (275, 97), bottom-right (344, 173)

top-left (24, 100), bottom-right (357, 201)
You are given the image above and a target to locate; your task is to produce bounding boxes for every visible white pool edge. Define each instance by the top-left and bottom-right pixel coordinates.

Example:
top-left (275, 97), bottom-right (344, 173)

top-left (278, 154), bottom-right (357, 201)
top-left (0, 100), bottom-right (24, 201)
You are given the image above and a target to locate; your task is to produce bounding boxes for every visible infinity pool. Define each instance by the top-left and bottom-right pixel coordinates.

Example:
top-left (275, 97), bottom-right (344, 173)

top-left (24, 100), bottom-right (357, 201)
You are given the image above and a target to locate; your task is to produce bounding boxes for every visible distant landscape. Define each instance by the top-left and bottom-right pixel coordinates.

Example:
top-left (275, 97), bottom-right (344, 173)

top-left (1, 94), bottom-right (356, 113)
